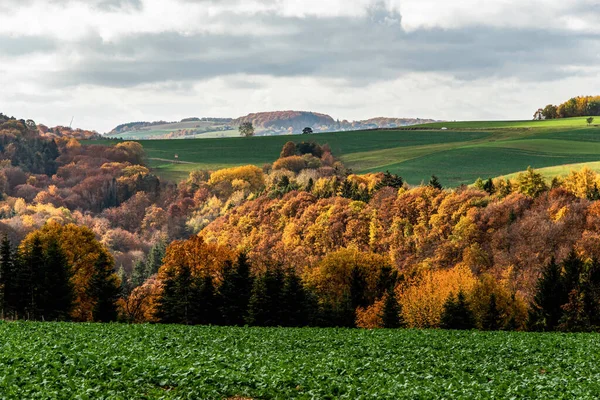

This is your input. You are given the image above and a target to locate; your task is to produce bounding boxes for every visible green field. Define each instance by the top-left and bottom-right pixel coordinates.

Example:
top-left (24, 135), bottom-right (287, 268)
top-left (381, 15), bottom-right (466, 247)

top-left (2, 322), bottom-right (600, 399)
top-left (91, 117), bottom-right (600, 185)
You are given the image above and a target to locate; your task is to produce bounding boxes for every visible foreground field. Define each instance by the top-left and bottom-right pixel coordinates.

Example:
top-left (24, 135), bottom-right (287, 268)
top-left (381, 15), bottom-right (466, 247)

top-left (1, 322), bottom-right (600, 399)
top-left (91, 117), bottom-right (600, 184)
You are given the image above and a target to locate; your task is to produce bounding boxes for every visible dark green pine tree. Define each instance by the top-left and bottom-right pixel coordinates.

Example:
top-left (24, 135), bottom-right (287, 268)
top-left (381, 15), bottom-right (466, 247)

top-left (582, 258), bottom-right (600, 328)
top-left (374, 171), bottom-right (404, 191)
top-left (280, 270), bottom-right (309, 327)
top-left (375, 265), bottom-right (398, 299)
top-left (246, 268), bottom-right (284, 326)
top-left (528, 257), bottom-right (567, 331)
top-left (381, 287), bottom-right (403, 328)
top-left (145, 241), bottom-right (165, 277)
top-left (0, 235), bottom-right (17, 319)
top-left (155, 267), bottom-right (180, 324)
top-left (189, 274), bottom-right (219, 325)
top-left (219, 253), bottom-right (254, 326)
top-left (131, 259), bottom-right (147, 288)
top-left (428, 175), bottom-right (443, 190)
top-left (87, 251), bottom-right (120, 322)
top-left (562, 250), bottom-right (584, 293)
top-left (246, 272), bottom-right (271, 326)
top-left (17, 236), bottom-right (45, 319)
top-left (40, 238), bottom-right (74, 321)
top-left (483, 178), bottom-right (495, 195)
top-left (440, 291), bottom-right (475, 330)
top-left (306, 178), bottom-right (314, 193)
top-left (481, 293), bottom-right (502, 331)
top-left (350, 266), bottom-right (367, 309)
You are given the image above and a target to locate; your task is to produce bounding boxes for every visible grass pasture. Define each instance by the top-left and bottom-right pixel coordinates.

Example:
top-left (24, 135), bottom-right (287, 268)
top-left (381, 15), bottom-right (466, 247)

top-left (91, 117), bottom-right (600, 185)
top-left (2, 322), bottom-right (600, 399)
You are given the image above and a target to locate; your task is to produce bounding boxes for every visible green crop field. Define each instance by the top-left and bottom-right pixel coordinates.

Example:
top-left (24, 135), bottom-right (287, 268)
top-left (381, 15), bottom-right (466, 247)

top-left (2, 322), bottom-right (600, 399)
top-left (89, 117), bottom-right (600, 185)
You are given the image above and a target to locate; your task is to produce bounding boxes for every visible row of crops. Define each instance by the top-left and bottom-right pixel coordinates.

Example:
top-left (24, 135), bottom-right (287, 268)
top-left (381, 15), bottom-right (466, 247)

top-left (1, 322), bottom-right (599, 398)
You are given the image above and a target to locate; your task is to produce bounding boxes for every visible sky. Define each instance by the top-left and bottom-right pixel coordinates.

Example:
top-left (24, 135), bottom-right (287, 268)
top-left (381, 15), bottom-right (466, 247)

top-left (0, 0), bottom-right (599, 133)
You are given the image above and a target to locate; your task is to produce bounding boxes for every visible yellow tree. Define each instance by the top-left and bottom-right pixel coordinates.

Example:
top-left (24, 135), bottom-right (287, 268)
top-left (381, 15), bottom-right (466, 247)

top-left (399, 265), bottom-right (476, 328)
top-left (20, 222), bottom-right (119, 321)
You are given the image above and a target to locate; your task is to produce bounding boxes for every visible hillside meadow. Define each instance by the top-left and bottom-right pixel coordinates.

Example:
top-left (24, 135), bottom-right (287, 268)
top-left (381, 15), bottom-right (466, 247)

top-left (2, 322), bottom-right (600, 399)
top-left (90, 117), bottom-right (600, 185)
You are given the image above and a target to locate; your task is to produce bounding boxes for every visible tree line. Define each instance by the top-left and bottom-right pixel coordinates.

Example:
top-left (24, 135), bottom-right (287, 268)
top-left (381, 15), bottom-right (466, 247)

top-left (534, 95), bottom-right (600, 120)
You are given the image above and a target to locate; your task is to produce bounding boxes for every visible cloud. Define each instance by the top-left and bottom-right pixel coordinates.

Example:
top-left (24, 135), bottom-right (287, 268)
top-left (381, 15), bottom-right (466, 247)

top-left (0, 0), bottom-right (599, 132)
top-left (33, 8), bottom-right (599, 89)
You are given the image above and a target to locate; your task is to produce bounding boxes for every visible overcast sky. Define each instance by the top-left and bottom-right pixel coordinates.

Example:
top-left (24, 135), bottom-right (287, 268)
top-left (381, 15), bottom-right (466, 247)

top-left (1, 0), bottom-right (599, 132)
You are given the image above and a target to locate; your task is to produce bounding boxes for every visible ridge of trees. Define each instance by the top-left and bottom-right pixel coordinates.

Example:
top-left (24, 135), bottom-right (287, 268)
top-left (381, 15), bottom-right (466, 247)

top-left (535, 95), bottom-right (600, 120)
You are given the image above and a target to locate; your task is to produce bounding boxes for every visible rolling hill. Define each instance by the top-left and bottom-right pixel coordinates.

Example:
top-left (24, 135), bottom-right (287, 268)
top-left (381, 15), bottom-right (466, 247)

top-left (105, 112), bottom-right (439, 139)
top-left (88, 117), bottom-right (600, 185)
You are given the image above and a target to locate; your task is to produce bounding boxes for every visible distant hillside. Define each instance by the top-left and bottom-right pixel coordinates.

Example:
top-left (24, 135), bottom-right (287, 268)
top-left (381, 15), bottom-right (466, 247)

top-left (233, 111), bottom-right (439, 135)
top-left (106, 112), bottom-right (440, 139)
top-left (233, 111), bottom-right (335, 134)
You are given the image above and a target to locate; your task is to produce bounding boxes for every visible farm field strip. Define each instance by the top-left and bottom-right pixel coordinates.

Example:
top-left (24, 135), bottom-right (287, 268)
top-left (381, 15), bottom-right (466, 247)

top-left (88, 121), bottom-right (600, 184)
top-left (2, 322), bottom-right (600, 399)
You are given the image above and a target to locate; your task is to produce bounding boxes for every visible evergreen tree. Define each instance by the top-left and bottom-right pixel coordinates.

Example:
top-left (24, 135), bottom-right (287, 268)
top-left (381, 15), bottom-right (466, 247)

top-left (374, 171), bottom-right (404, 191)
top-left (281, 270), bottom-right (309, 327)
top-left (155, 267), bottom-right (180, 324)
top-left (428, 175), bottom-right (443, 190)
top-left (349, 266), bottom-right (367, 309)
top-left (87, 251), bottom-right (119, 322)
top-left (220, 253), bottom-right (253, 326)
top-left (375, 265), bottom-right (397, 299)
top-left (306, 178), bottom-right (314, 193)
top-left (483, 178), bottom-right (495, 195)
top-left (246, 268), bottom-right (284, 326)
top-left (381, 287), bottom-right (403, 328)
top-left (190, 274), bottom-right (219, 325)
top-left (246, 272), bottom-right (270, 326)
top-left (131, 259), bottom-right (147, 288)
top-left (562, 250), bottom-right (583, 293)
top-left (440, 291), bottom-right (475, 330)
top-left (481, 293), bottom-right (502, 331)
top-left (0, 235), bottom-right (16, 319)
top-left (40, 238), bottom-right (74, 321)
top-left (145, 241), bottom-right (165, 277)
top-left (16, 236), bottom-right (44, 319)
top-left (528, 257), bottom-right (567, 331)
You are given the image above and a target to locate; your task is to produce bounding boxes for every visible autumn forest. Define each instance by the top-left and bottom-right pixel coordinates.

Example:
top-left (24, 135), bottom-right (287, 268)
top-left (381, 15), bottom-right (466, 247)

top-left (3, 111), bottom-right (600, 333)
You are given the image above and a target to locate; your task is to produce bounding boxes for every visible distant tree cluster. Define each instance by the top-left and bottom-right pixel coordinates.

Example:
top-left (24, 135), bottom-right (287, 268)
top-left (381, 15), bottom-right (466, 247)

top-left (534, 96), bottom-right (600, 120)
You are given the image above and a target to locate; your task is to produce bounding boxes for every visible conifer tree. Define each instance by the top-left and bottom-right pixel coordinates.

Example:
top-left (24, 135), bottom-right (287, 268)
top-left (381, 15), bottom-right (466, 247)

top-left (17, 236), bottom-right (44, 319)
top-left (481, 293), bottom-right (502, 331)
top-left (131, 259), bottom-right (147, 288)
top-left (375, 265), bottom-right (397, 299)
top-left (0, 235), bottom-right (16, 319)
top-left (428, 175), bottom-right (443, 190)
top-left (87, 251), bottom-right (119, 322)
top-left (381, 287), bottom-right (403, 328)
top-left (349, 266), bottom-right (367, 309)
top-left (246, 268), bottom-right (283, 326)
top-left (190, 274), bottom-right (218, 325)
top-left (220, 253), bottom-right (253, 326)
top-left (246, 273), bottom-right (270, 326)
top-left (528, 257), bottom-right (567, 331)
top-left (155, 267), bottom-right (180, 324)
top-left (281, 270), bottom-right (309, 327)
top-left (440, 291), bottom-right (475, 330)
top-left (145, 241), bottom-right (166, 277)
top-left (41, 238), bottom-right (74, 321)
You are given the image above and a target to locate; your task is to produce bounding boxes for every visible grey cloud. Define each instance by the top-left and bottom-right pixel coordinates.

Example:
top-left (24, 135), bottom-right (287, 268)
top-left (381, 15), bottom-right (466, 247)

top-left (0, 36), bottom-right (57, 56)
top-left (9, 4), bottom-right (600, 88)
